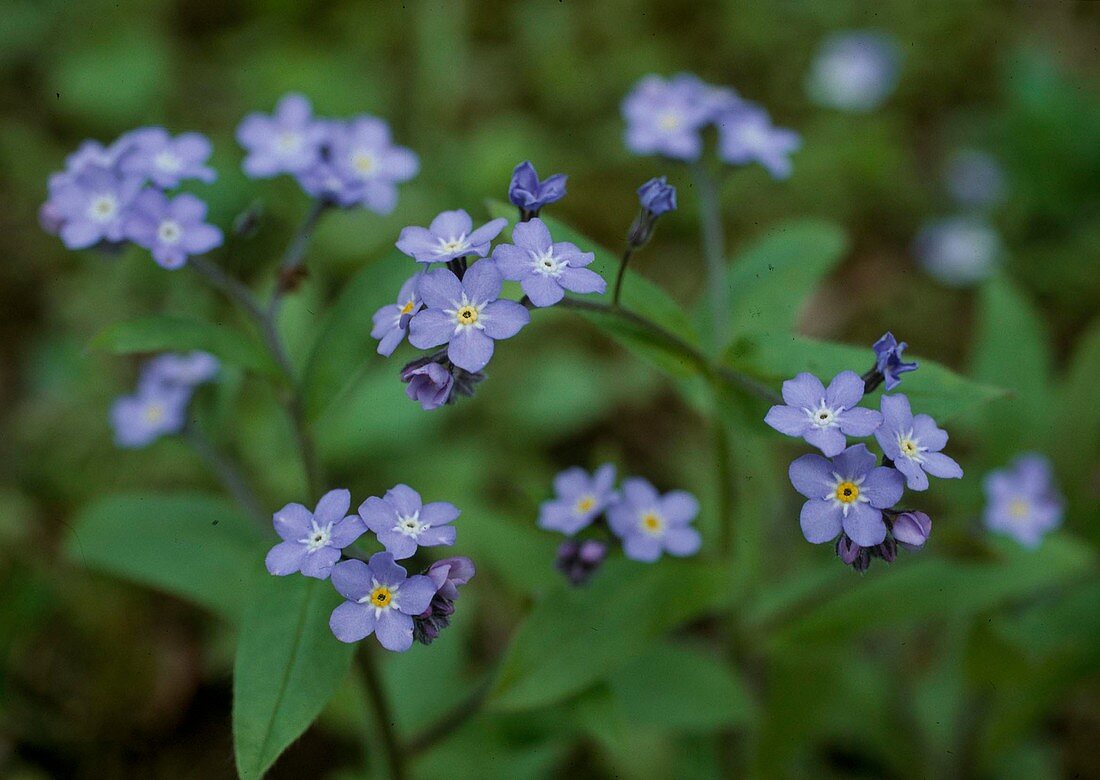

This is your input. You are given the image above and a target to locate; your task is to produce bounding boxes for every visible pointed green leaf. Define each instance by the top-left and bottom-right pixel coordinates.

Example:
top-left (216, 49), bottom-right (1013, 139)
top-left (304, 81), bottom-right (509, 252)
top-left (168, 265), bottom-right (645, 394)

top-left (233, 576), bottom-right (354, 779)
top-left (91, 315), bottom-right (278, 376)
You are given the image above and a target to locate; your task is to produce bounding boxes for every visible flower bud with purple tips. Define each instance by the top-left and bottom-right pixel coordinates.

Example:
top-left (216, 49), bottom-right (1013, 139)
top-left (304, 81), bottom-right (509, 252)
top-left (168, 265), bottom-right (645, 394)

top-left (628, 177), bottom-right (677, 249)
top-left (555, 539), bottom-right (609, 586)
top-left (892, 511), bottom-right (931, 550)
top-left (413, 556), bottom-right (475, 646)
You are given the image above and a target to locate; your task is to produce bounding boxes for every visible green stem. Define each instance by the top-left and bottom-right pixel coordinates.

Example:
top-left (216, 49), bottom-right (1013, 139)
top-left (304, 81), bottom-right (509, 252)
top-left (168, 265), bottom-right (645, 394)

top-left (691, 163), bottom-right (728, 342)
top-left (357, 645), bottom-right (407, 780)
top-left (405, 676), bottom-right (493, 754)
top-left (269, 199), bottom-right (328, 316)
top-left (182, 424), bottom-right (265, 525)
top-left (611, 247), bottom-right (634, 308)
top-left (557, 298), bottom-right (780, 404)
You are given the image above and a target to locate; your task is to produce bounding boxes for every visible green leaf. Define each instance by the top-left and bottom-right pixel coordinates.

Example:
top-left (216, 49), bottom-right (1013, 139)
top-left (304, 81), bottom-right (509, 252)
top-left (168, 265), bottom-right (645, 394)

top-left (725, 333), bottom-right (1006, 421)
top-left (487, 559), bottom-right (732, 712)
top-left (970, 274), bottom-right (1055, 452)
top-left (486, 200), bottom-right (703, 378)
top-left (765, 534), bottom-right (1094, 650)
top-left (233, 576), bottom-right (354, 779)
top-left (1054, 316), bottom-right (1100, 512)
top-left (301, 250), bottom-right (413, 420)
top-left (91, 315), bottom-right (278, 376)
top-left (703, 219), bottom-right (848, 348)
top-left (64, 492), bottom-right (264, 619)
top-left (609, 641), bottom-right (753, 731)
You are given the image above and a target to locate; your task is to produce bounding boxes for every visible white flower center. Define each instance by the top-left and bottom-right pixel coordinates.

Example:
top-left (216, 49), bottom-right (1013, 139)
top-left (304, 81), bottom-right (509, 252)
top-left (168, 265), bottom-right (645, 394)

top-left (738, 123), bottom-right (769, 150)
top-left (657, 111), bottom-right (682, 132)
top-left (300, 521), bottom-right (332, 552)
top-left (805, 400), bottom-right (841, 429)
top-left (827, 472), bottom-right (870, 517)
top-left (638, 509), bottom-right (665, 537)
top-left (392, 510), bottom-right (429, 539)
top-left (437, 235), bottom-right (470, 256)
top-left (154, 150), bottom-right (183, 173)
top-left (896, 429), bottom-right (926, 463)
top-left (445, 293), bottom-right (487, 333)
top-left (275, 131), bottom-right (302, 154)
top-left (531, 248), bottom-right (566, 278)
top-left (157, 220), bottom-right (183, 245)
top-left (88, 194), bottom-right (118, 223)
top-left (351, 150), bottom-right (376, 176)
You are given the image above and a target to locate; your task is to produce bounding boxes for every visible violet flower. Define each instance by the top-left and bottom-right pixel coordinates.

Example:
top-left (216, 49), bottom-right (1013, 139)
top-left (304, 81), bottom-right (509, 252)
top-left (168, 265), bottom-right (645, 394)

top-left (508, 160), bottom-right (567, 216)
top-left (715, 104), bottom-right (801, 179)
top-left (538, 463), bottom-right (618, 536)
top-left (265, 489), bottom-right (367, 580)
top-left (491, 218), bottom-right (605, 307)
top-left (764, 371), bottom-right (883, 456)
top-left (372, 274), bottom-right (423, 356)
top-left (983, 454), bottom-right (1063, 548)
top-left (874, 394), bottom-right (963, 491)
top-left (124, 190), bottom-right (224, 269)
top-left (396, 209), bottom-right (507, 264)
top-left (329, 552), bottom-right (438, 651)
top-left (607, 478), bottom-right (702, 562)
top-left (359, 484), bottom-right (459, 560)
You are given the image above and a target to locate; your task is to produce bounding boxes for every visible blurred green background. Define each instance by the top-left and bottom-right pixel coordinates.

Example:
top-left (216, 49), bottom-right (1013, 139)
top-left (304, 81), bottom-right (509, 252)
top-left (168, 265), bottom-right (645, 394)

top-left (3, 1), bottom-right (1100, 778)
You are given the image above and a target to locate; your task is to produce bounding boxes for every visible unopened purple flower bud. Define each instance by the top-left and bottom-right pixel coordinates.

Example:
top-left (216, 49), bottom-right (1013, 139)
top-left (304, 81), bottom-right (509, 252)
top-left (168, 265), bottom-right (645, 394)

top-left (555, 539), bottom-right (608, 586)
top-left (578, 539), bottom-right (609, 566)
top-left (835, 533), bottom-right (871, 573)
top-left (508, 160), bottom-right (567, 219)
top-left (426, 556), bottom-right (476, 601)
top-left (892, 510), bottom-right (932, 550)
top-left (872, 534), bottom-right (897, 563)
top-left (637, 176), bottom-right (677, 216)
top-left (867, 331), bottom-right (918, 392)
top-left (401, 359), bottom-right (454, 411)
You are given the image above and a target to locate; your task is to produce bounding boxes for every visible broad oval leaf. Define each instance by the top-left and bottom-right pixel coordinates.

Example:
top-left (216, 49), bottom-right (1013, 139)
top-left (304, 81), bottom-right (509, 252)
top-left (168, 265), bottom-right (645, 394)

top-left (64, 492), bottom-right (264, 619)
top-left (233, 576), bottom-right (354, 779)
top-left (725, 333), bottom-right (1006, 422)
top-left (91, 314), bottom-right (278, 376)
top-left (487, 559), bottom-right (732, 712)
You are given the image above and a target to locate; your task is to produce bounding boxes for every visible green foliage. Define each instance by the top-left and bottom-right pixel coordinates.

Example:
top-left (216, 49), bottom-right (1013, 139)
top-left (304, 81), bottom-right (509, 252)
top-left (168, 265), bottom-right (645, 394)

top-left (488, 560), bottom-right (733, 712)
top-left (91, 314), bottom-right (279, 377)
top-left (64, 492), bottom-right (264, 619)
top-left (233, 576), bottom-right (354, 779)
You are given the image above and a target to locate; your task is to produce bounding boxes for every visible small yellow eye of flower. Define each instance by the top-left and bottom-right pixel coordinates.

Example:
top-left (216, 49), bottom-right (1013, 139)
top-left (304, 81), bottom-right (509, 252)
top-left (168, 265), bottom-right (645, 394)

top-left (143, 404), bottom-right (165, 424)
top-left (457, 306), bottom-right (478, 324)
top-left (400, 300), bottom-right (416, 315)
top-left (1009, 498), bottom-right (1030, 519)
top-left (640, 512), bottom-right (664, 535)
top-left (353, 151), bottom-right (376, 175)
top-left (369, 586), bottom-right (392, 607)
top-left (658, 112), bottom-right (681, 131)
top-left (575, 496), bottom-right (596, 514)
top-left (900, 439), bottom-right (918, 457)
top-left (835, 481), bottom-right (859, 504)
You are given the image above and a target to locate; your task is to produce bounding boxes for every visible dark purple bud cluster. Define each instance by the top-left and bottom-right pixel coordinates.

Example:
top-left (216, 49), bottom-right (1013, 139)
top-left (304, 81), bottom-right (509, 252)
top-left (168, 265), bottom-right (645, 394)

top-left (555, 539), bottom-right (609, 586)
top-left (400, 352), bottom-right (486, 411)
top-left (836, 510), bottom-right (931, 574)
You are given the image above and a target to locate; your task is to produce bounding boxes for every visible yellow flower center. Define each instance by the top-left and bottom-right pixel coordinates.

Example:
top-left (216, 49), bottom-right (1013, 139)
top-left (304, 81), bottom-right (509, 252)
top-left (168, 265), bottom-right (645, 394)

top-left (352, 151), bottom-right (376, 175)
top-left (835, 481), bottom-right (860, 504)
top-left (640, 511), bottom-right (665, 536)
top-left (658, 111), bottom-right (681, 131)
top-left (400, 299), bottom-right (416, 315)
top-left (369, 586), bottom-right (393, 608)
top-left (900, 439), bottom-right (918, 458)
top-left (575, 495), bottom-right (596, 514)
top-left (456, 305), bottom-right (478, 325)
top-left (143, 403), bottom-right (165, 424)
top-left (1009, 498), bottom-right (1030, 519)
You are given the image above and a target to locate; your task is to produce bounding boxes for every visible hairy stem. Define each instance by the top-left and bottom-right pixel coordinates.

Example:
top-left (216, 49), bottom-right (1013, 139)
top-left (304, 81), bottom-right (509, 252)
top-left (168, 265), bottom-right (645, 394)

top-left (357, 645), bottom-right (407, 780)
top-left (182, 424), bottom-right (265, 525)
top-left (610, 247), bottom-right (634, 308)
top-left (691, 163), bottom-right (728, 342)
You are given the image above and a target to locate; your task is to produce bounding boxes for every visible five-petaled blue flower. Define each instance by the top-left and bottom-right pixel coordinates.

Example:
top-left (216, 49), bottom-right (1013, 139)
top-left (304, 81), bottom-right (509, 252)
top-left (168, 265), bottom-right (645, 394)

top-left (982, 453), bottom-right (1063, 548)
top-left (491, 218), bottom-right (606, 307)
top-left (508, 160), bottom-right (567, 214)
top-left (789, 444), bottom-right (905, 547)
top-left (396, 209), bottom-right (507, 264)
top-left (110, 381), bottom-right (190, 449)
top-left (119, 127), bottom-right (217, 189)
top-left (408, 261), bottom-right (530, 372)
top-left (359, 484), bottom-right (459, 560)
top-left (765, 371), bottom-right (883, 456)
top-left (874, 394), bottom-right (963, 490)
top-left (538, 464), bottom-right (618, 535)
top-left (871, 332), bottom-right (918, 390)
top-left (371, 274), bottom-right (424, 356)
top-left (124, 190), bottom-right (224, 269)
top-left (621, 74), bottom-right (719, 161)
top-left (47, 165), bottom-right (144, 249)
top-left (265, 489), bottom-right (368, 580)
top-left (716, 104), bottom-right (801, 179)
top-left (329, 552), bottom-right (438, 651)
top-left (607, 478), bottom-right (701, 562)
top-left (236, 93), bottom-right (328, 178)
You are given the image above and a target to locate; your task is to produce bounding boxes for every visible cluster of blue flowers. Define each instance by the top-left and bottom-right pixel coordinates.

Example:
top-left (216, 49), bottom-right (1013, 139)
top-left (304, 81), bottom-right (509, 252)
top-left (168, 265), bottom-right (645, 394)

top-left (265, 486), bottom-right (474, 651)
top-left (41, 128), bottom-right (223, 268)
top-left (765, 334), bottom-right (962, 572)
top-left (537, 464), bottom-right (701, 585)
top-left (373, 160), bottom-right (656, 410)
top-left (110, 352), bottom-right (220, 448)
top-left (237, 93), bottom-right (419, 211)
top-left (622, 73), bottom-right (801, 179)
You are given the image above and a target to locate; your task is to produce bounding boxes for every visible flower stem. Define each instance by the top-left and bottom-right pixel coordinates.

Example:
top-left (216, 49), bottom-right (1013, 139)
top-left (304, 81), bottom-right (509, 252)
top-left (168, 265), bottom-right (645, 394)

top-left (610, 247), bottom-right (634, 308)
top-left (270, 199), bottom-right (328, 315)
top-left (404, 676), bottom-right (493, 753)
top-left (357, 645), bottom-right (407, 780)
top-left (691, 162), bottom-right (728, 343)
top-left (182, 423), bottom-right (265, 526)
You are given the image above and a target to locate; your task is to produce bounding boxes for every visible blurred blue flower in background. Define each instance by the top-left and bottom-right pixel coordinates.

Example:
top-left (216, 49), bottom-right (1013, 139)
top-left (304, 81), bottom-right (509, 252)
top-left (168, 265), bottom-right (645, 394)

top-left (716, 104), bottom-right (801, 179)
top-left (608, 478), bottom-right (701, 562)
top-left (119, 127), bottom-right (216, 188)
top-left (806, 31), bottom-right (901, 112)
top-left (914, 216), bottom-right (1003, 286)
top-left (124, 190), bottom-right (223, 269)
top-left (983, 454), bottom-right (1064, 547)
top-left (945, 149), bottom-right (1008, 209)
top-left (538, 463), bottom-right (618, 536)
